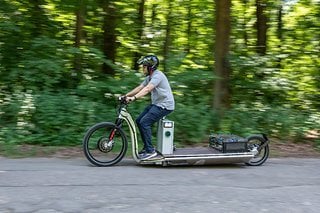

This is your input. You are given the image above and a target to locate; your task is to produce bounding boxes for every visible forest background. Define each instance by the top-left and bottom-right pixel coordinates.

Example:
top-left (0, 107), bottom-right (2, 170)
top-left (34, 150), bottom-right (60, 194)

top-left (0, 0), bottom-right (319, 151)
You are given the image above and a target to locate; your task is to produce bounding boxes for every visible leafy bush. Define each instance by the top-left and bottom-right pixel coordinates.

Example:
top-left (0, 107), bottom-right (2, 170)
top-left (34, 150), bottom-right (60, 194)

top-left (1, 80), bottom-right (319, 148)
top-left (220, 103), bottom-right (320, 141)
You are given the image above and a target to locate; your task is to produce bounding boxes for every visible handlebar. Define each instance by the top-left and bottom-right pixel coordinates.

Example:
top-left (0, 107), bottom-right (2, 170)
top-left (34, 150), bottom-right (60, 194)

top-left (118, 96), bottom-right (129, 105)
top-left (115, 96), bottom-right (128, 115)
top-left (117, 96), bottom-right (132, 113)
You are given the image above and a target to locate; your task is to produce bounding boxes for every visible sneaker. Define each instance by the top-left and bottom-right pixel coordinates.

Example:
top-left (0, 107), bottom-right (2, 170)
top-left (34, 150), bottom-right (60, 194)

top-left (140, 151), bottom-right (158, 160)
top-left (138, 149), bottom-right (146, 154)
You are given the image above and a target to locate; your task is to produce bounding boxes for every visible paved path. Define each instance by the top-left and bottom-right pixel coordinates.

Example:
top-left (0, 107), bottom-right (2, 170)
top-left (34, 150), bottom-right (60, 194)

top-left (0, 157), bottom-right (319, 213)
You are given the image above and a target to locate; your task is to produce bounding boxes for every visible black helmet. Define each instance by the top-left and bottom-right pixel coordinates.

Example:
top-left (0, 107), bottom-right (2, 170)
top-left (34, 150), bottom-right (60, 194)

top-left (137, 55), bottom-right (159, 71)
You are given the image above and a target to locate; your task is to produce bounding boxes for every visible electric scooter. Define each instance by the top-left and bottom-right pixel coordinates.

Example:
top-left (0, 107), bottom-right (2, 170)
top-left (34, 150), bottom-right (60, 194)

top-left (83, 97), bottom-right (269, 167)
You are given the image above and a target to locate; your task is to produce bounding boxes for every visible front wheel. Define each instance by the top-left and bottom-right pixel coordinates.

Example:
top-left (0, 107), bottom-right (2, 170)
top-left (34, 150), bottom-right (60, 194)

top-left (245, 135), bottom-right (269, 166)
top-left (83, 122), bottom-right (128, 166)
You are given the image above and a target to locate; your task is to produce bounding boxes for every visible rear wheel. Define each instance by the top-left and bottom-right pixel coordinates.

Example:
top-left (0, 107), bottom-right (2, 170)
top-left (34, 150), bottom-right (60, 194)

top-left (245, 135), bottom-right (269, 166)
top-left (83, 122), bottom-right (128, 166)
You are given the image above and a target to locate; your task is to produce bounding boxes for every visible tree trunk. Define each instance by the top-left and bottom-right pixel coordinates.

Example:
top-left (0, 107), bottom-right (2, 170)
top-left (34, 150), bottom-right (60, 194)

top-left (277, 3), bottom-right (283, 68)
top-left (133, 0), bottom-right (145, 71)
top-left (256, 0), bottom-right (267, 55)
top-left (213, 0), bottom-right (231, 111)
top-left (163, 0), bottom-right (173, 73)
top-left (186, 0), bottom-right (192, 54)
top-left (73, 0), bottom-right (85, 78)
top-left (102, 1), bottom-right (117, 75)
top-left (74, 1), bottom-right (85, 49)
top-left (243, 0), bottom-right (248, 47)
top-left (29, 0), bottom-right (47, 37)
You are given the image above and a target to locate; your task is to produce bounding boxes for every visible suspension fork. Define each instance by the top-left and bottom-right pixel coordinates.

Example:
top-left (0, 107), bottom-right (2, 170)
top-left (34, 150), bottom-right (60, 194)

top-left (108, 118), bottom-right (124, 141)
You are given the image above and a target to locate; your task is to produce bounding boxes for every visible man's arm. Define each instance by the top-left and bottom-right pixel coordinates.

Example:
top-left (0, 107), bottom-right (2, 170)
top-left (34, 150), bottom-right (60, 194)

top-left (126, 84), bottom-right (144, 97)
top-left (134, 83), bottom-right (155, 99)
top-left (126, 82), bottom-right (155, 102)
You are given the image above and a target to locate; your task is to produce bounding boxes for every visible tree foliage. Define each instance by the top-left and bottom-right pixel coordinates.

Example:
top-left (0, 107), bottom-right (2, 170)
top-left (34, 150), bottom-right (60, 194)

top-left (0, 0), bottom-right (319, 147)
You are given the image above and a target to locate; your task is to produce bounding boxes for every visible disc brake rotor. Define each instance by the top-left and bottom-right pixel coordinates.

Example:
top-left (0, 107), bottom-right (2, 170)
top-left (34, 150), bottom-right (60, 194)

top-left (97, 137), bottom-right (113, 153)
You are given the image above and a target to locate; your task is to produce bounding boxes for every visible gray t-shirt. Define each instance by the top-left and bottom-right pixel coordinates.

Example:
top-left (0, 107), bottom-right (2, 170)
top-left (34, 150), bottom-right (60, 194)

top-left (142, 70), bottom-right (175, 110)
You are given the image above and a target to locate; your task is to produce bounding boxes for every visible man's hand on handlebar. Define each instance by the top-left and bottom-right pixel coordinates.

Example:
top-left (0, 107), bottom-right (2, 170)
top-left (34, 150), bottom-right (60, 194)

top-left (126, 96), bottom-right (136, 102)
top-left (118, 95), bottom-right (136, 104)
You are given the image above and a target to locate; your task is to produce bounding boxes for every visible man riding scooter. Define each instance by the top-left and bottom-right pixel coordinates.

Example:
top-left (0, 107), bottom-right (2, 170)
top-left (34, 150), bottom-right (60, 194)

top-left (83, 55), bottom-right (269, 167)
top-left (124, 55), bottom-right (175, 160)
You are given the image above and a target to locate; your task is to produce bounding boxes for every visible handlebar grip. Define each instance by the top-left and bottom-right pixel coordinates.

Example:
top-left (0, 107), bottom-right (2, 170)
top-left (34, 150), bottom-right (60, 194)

top-left (119, 96), bottom-right (129, 104)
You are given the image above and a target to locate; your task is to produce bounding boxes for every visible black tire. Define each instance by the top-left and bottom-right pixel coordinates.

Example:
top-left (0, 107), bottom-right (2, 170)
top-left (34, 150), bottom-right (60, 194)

top-left (83, 122), bottom-right (128, 167)
top-left (245, 135), bottom-right (269, 166)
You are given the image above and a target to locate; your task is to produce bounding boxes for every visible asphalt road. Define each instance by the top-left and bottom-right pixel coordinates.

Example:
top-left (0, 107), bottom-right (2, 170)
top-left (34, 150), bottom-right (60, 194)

top-left (0, 157), bottom-right (319, 213)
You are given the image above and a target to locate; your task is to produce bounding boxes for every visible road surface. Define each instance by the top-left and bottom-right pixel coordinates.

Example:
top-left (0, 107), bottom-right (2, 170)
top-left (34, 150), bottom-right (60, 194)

top-left (0, 157), bottom-right (319, 213)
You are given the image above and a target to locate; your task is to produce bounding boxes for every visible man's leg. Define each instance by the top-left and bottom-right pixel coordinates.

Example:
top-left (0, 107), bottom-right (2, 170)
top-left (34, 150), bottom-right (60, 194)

top-left (136, 105), bottom-right (153, 151)
top-left (137, 105), bottom-right (173, 153)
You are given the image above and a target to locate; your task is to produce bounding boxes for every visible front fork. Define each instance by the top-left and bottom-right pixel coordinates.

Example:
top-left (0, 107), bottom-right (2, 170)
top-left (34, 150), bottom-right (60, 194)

top-left (102, 118), bottom-right (124, 151)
